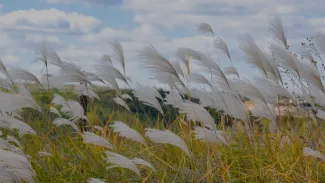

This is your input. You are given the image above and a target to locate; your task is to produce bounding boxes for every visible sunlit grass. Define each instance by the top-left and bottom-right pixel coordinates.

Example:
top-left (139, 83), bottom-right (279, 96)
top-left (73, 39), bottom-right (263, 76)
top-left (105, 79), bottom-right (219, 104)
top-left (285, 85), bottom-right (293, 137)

top-left (12, 102), bottom-right (325, 183)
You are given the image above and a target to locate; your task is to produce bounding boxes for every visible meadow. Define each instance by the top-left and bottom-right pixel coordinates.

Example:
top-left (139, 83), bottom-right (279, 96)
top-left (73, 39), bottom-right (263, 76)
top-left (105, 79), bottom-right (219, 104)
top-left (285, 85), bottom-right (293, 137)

top-left (1, 16), bottom-right (325, 182)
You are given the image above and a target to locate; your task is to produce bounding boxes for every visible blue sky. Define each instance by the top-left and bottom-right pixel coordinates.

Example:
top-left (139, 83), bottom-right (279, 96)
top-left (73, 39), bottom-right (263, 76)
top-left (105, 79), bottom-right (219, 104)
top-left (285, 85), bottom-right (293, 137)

top-left (0, 0), bottom-right (325, 86)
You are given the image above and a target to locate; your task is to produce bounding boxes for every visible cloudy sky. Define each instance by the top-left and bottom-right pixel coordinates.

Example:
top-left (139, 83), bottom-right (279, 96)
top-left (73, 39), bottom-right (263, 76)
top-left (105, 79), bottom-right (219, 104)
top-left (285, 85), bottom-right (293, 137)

top-left (0, 0), bottom-right (324, 86)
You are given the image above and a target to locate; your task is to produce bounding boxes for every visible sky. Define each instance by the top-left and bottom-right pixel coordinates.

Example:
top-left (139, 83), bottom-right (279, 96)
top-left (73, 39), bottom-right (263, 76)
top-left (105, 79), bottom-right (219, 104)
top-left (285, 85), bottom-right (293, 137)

top-left (0, 0), bottom-right (325, 87)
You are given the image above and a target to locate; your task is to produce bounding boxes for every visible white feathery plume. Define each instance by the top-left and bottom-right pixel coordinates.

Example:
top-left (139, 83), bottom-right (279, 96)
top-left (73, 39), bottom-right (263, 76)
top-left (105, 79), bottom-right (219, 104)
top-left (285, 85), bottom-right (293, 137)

top-left (0, 91), bottom-right (41, 113)
top-left (301, 47), bottom-right (315, 62)
top-left (301, 87), bottom-right (316, 109)
top-left (50, 106), bottom-right (61, 117)
top-left (56, 61), bottom-right (90, 84)
top-left (196, 23), bottom-right (214, 36)
top-left (6, 117), bottom-right (37, 136)
top-left (105, 151), bottom-right (140, 176)
top-left (223, 67), bottom-right (239, 78)
top-left (145, 128), bottom-right (190, 156)
top-left (141, 85), bottom-right (164, 100)
top-left (0, 138), bottom-right (22, 154)
top-left (18, 84), bottom-right (33, 100)
top-left (100, 54), bottom-right (112, 63)
top-left (310, 85), bottom-right (325, 107)
top-left (120, 93), bottom-right (132, 101)
top-left (191, 89), bottom-right (216, 108)
top-left (133, 85), bottom-right (164, 115)
top-left (12, 111), bottom-right (23, 120)
top-left (194, 89), bottom-right (248, 125)
top-left (94, 60), bottom-right (129, 85)
top-left (272, 43), bottom-right (321, 89)
top-left (108, 40), bottom-right (126, 74)
top-left (0, 113), bottom-right (36, 136)
top-left (178, 101), bottom-right (216, 131)
top-left (195, 54), bottom-right (232, 90)
top-left (88, 178), bottom-right (107, 183)
top-left (250, 100), bottom-right (276, 124)
top-left (110, 121), bottom-right (146, 145)
top-left (303, 147), bottom-right (325, 161)
top-left (125, 76), bottom-right (132, 83)
top-left (315, 32), bottom-right (325, 53)
top-left (267, 54), bottom-right (283, 84)
top-left (9, 68), bottom-right (42, 87)
top-left (113, 97), bottom-right (130, 112)
top-left (171, 61), bottom-right (184, 78)
top-left (97, 70), bottom-right (121, 93)
top-left (0, 130), bottom-right (2, 136)
top-left (74, 83), bottom-right (100, 100)
top-left (9, 168), bottom-right (35, 183)
top-left (175, 49), bottom-right (190, 75)
top-left (270, 43), bottom-right (300, 77)
top-left (269, 15), bottom-right (287, 47)
top-left (1, 166), bottom-right (35, 183)
top-left (194, 90), bottom-right (224, 110)
top-left (190, 73), bottom-right (213, 88)
top-left (85, 72), bottom-right (105, 83)
top-left (253, 77), bottom-right (292, 103)
top-left (232, 79), bottom-right (276, 123)
top-left (0, 165), bottom-right (21, 183)
top-left (17, 84), bottom-right (41, 112)
top-left (193, 127), bottom-right (229, 146)
top-left (61, 100), bottom-right (86, 122)
top-left (214, 37), bottom-right (231, 61)
top-left (53, 118), bottom-right (80, 133)
top-left (298, 61), bottom-right (324, 92)
top-left (0, 77), bottom-right (15, 91)
top-left (7, 136), bottom-right (21, 147)
top-left (52, 93), bottom-right (67, 106)
top-left (38, 151), bottom-right (52, 157)
top-left (0, 116), bottom-right (11, 130)
top-left (150, 73), bottom-right (186, 93)
top-left (240, 35), bottom-right (267, 76)
top-left (93, 61), bottom-right (122, 93)
top-left (0, 148), bottom-right (34, 170)
top-left (175, 47), bottom-right (203, 76)
top-left (47, 50), bottom-right (63, 67)
top-left (176, 48), bottom-right (203, 63)
top-left (93, 126), bottom-right (104, 133)
top-left (240, 35), bottom-right (278, 81)
top-left (164, 90), bottom-right (184, 108)
top-left (316, 110), bottom-right (325, 120)
top-left (82, 132), bottom-right (112, 149)
top-left (131, 157), bottom-right (156, 172)
top-left (231, 79), bottom-right (268, 103)
top-left (101, 75), bottom-right (121, 93)
top-left (0, 59), bottom-right (11, 78)
top-left (138, 45), bottom-right (186, 89)
top-left (40, 74), bottom-right (65, 90)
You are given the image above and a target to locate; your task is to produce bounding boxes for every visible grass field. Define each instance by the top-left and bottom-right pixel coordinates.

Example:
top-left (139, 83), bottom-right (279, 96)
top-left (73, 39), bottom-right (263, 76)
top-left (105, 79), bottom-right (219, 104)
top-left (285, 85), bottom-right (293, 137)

top-left (1, 16), bottom-right (325, 183)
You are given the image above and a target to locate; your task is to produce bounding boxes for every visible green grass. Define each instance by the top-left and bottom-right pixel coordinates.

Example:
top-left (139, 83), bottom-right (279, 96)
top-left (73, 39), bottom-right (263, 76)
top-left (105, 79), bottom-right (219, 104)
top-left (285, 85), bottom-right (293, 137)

top-left (5, 91), bottom-right (324, 183)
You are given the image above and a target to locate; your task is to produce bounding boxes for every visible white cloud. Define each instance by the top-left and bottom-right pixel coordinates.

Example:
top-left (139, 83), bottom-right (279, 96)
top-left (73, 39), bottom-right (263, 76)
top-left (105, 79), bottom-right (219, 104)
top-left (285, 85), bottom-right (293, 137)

top-left (2, 0), bottom-right (325, 88)
top-left (124, 0), bottom-right (325, 38)
top-left (2, 55), bottom-right (19, 65)
top-left (81, 28), bottom-right (131, 42)
top-left (0, 8), bottom-right (100, 33)
top-left (46, 0), bottom-right (122, 6)
top-left (25, 34), bottom-right (61, 44)
top-left (81, 23), bottom-right (165, 43)
top-left (47, 0), bottom-right (75, 4)
top-left (0, 32), bottom-right (13, 48)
